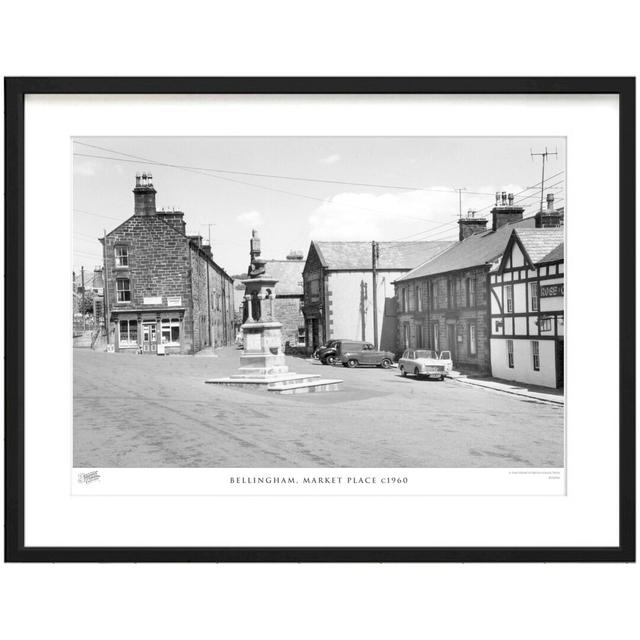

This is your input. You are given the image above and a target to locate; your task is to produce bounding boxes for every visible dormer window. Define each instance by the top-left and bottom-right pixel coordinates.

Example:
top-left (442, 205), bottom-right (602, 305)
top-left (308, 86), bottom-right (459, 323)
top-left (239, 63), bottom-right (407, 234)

top-left (115, 246), bottom-right (129, 267)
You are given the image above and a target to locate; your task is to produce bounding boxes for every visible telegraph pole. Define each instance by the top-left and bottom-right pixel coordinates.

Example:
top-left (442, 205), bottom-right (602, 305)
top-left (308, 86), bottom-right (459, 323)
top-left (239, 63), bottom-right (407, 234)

top-left (80, 265), bottom-right (86, 330)
top-left (360, 280), bottom-right (368, 341)
top-left (531, 147), bottom-right (558, 213)
top-left (103, 229), bottom-right (110, 344)
top-left (201, 223), bottom-right (215, 247)
top-left (371, 241), bottom-right (379, 349)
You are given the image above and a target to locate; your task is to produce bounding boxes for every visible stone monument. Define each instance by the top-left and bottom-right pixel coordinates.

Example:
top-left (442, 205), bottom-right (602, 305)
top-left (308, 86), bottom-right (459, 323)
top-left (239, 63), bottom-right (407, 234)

top-left (205, 230), bottom-right (343, 394)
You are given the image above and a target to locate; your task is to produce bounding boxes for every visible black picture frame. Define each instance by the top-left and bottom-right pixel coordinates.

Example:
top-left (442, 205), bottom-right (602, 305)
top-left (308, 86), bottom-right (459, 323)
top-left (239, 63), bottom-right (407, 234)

top-left (4, 77), bottom-right (635, 563)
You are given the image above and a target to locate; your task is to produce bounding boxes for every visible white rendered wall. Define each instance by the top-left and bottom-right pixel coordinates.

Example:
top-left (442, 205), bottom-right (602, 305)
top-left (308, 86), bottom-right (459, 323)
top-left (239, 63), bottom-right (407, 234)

top-left (327, 270), bottom-right (400, 349)
top-left (490, 338), bottom-right (557, 388)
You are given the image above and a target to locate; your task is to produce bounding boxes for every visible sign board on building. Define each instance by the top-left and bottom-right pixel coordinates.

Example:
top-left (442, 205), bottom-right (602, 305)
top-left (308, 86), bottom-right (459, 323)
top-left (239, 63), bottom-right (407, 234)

top-left (143, 296), bottom-right (162, 305)
top-left (540, 283), bottom-right (564, 298)
top-left (167, 296), bottom-right (182, 307)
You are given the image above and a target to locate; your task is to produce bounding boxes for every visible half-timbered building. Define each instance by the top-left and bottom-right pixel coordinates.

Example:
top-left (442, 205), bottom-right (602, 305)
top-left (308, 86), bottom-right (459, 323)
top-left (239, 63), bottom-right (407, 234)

top-left (489, 228), bottom-right (564, 388)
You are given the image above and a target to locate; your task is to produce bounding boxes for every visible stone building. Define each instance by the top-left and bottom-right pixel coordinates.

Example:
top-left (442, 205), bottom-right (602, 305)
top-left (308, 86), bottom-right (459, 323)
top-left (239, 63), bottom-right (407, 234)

top-left (489, 228), bottom-right (564, 388)
top-left (101, 173), bottom-right (235, 354)
top-left (241, 231), bottom-right (306, 351)
top-left (394, 192), bottom-right (564, 373)
top-left (302, 240), bottom-right (454, 352)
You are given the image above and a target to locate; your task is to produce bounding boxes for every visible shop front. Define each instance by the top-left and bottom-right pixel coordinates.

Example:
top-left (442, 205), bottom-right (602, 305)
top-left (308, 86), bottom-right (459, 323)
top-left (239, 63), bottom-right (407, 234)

top-left (111, 308), bottom-right (186, 355)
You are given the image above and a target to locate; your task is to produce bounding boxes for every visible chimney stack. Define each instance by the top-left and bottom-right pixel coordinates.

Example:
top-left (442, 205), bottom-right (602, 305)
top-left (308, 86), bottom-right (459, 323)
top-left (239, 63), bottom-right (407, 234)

top-left (286, 250), bottom-right (304, 261)
top-left (491, 192), bottom-right (525, 231)
top-left (535, 192), bottom-right (564, 228)
top-left (133, 172), bottom-right (157, 216)
top-left (458, 209), bottom-right (488, 240)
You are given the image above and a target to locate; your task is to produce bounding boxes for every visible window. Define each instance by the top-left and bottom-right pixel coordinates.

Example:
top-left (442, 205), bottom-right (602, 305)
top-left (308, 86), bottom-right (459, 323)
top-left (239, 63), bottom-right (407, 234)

top-left (119, 319), bottom-right (138, 346)
top-left (469, 323), bottom-right (477, 356)
top-left (531, 282), bottom-right (539, 312)
top-left (447, 279), bottom-right (452, 308)
top-left (114, 246), bottom-right (129, 267)
top-left (431, 281), bottom-right (438, 309)
top-left (506, 284), bottom-right (513, 313)
top-left (297, 326), bottom-right (306, 345)
top-left (433, 322), bottom-right (439, 352)
top-left (161, 317), bottom-right (181, 345)
top-left (401, 288), bottom-right (408, 313)
top-left (531, 340), bottom-right (540, 371)
top-left (467, 277), bottom-right (476, 307)
top-left (403, 324), bottom-right (410, 349)
top-left (417, 285), bottom-right (423, 312)
top-left (116, 278), bottom-right (131, 302)
top-left (507, 339), bottom-right (514, 368)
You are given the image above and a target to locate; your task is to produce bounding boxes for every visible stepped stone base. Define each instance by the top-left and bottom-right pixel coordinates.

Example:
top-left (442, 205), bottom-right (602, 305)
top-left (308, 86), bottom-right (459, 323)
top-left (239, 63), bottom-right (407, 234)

top-left (205, 372), bottom-right (343, 394)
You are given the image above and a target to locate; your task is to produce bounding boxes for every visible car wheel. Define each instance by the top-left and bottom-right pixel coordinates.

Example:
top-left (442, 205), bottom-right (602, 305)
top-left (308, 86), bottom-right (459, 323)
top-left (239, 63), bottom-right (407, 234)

top-left (400, 366), bottom-right (407, 377)
top-left (414, 367), bottom-right (420, 377)
top-left (347, 359), bottom-right (358, 368)
top-left (380, 358), bottom-right (392, 369)
top-left (440, 375), bottom-right (445, 381)
top-left (326, 354), bottom-right (336, 365)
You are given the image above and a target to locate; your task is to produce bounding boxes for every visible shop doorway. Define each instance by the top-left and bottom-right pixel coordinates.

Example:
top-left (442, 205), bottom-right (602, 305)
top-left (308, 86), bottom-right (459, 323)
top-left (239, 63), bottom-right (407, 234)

top-left (142, 322), bottom-right (157, 353)
top-left (555, 338), bottom-right (564, 388)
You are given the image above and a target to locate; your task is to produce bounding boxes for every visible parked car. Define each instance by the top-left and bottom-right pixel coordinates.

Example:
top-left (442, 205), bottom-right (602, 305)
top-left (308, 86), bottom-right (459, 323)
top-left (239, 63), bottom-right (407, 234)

top-left (340, 342), bottom-right (395, 369)
top-left (314, 339), bottom-right (343, 365)
top-left (398, 349), bottom-right (453, 380)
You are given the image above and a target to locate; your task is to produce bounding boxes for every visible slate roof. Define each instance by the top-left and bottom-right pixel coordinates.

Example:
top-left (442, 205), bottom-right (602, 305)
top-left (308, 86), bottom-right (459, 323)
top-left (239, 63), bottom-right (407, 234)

top-left (513, 229), bottom-right (565, 265)
top-left (263, 259), bottom-right (304, 295)
top-left (540, 243), bottom-right (564, 264)
top-left (312, 240), bottom-right (454, 271)
top-left (397, 218), bottom-right (537, 282)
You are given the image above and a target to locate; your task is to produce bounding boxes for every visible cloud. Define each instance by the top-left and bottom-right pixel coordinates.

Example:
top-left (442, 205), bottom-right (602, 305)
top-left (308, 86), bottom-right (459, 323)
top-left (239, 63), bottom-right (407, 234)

top-left (236, 210), bottom-right (264, 229)
top-left (308, 184), bottom-right (524, 242)
top-left (320, 153), bottom-right (341, 165)
top-left (74, 161), bottom-right (97, 177)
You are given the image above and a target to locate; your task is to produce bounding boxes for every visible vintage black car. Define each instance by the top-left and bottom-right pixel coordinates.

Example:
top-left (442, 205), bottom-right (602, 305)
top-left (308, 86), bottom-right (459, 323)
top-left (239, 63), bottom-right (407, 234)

top-left (339, 342), bottom-right (395, 369)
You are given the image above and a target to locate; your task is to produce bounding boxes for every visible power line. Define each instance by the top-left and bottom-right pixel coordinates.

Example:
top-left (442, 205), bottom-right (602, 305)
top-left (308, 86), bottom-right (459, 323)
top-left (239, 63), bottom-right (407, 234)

top-left (73, 142), bottom-right (499, 196)
top-left (74, 153), bottom-right (464, 228)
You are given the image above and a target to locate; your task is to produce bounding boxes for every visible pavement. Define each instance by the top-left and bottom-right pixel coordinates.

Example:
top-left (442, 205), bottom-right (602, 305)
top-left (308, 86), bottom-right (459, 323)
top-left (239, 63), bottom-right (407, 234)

top-left (449, 373), bottom-right (564, 405)
top-left (73, 346), bottom-right (564, 468)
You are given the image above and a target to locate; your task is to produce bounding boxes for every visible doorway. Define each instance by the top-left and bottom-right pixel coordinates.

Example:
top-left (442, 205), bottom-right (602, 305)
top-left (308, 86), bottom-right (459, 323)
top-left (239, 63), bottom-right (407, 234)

top-left (142, 322), bottom-right (157, 353)
top-left (555, 338), bottom-right (564, 388)
top-left (447, 323), bottom-right (456, 359)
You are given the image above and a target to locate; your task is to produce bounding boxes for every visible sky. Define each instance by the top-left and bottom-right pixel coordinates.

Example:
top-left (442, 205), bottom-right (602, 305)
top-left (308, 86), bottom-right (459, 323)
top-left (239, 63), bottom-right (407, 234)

top-left (73, 136), bottom-right (565, 276)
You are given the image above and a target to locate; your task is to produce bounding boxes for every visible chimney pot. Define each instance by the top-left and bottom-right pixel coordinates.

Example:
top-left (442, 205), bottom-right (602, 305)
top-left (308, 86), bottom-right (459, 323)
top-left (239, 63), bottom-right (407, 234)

top-left (508, 193), bottom-right (514, 205)
top-left (495, 192), bottom-right (501, 206)
top-left (501, 191), bottom-right (507, 205)
top-left (547, 193), bottom-right (555, 210)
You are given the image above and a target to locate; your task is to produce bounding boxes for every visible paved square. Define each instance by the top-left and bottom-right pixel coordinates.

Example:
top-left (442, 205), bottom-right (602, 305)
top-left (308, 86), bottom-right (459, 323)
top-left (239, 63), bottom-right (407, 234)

top-left (74, 348), bottom-right (564, 468)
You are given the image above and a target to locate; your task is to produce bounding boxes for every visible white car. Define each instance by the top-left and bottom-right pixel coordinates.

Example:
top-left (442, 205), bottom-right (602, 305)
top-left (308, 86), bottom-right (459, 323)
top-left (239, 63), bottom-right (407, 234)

top-left (398, 349), bottom-right (453, 381)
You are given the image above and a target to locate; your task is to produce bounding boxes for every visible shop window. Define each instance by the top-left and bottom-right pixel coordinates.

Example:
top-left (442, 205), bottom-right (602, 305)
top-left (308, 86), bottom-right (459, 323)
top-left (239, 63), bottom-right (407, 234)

top-left (531, 340), bottom-right (540, 371)
top-left (161, 317), bottom-right (181, 345)
top-left (531, 282), bottom-right (539, 312)
top-left (119, 319), bottom-right (138, 346)
top-left (469, 323), bottom-right (477, 356)
top-left (116, 278), bottom-right (131, 302)
top-left (114, 246), bottom-right (129, 267)
top-left (506, 284), bottom-right (513, 313)
top-left (507, 339), bottom-right (514, 368)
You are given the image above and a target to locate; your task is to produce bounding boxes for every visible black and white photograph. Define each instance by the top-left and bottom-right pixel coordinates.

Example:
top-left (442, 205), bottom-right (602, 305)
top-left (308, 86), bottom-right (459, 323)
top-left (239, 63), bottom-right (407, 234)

top-left (72, 136), bottom-right (566, 473)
